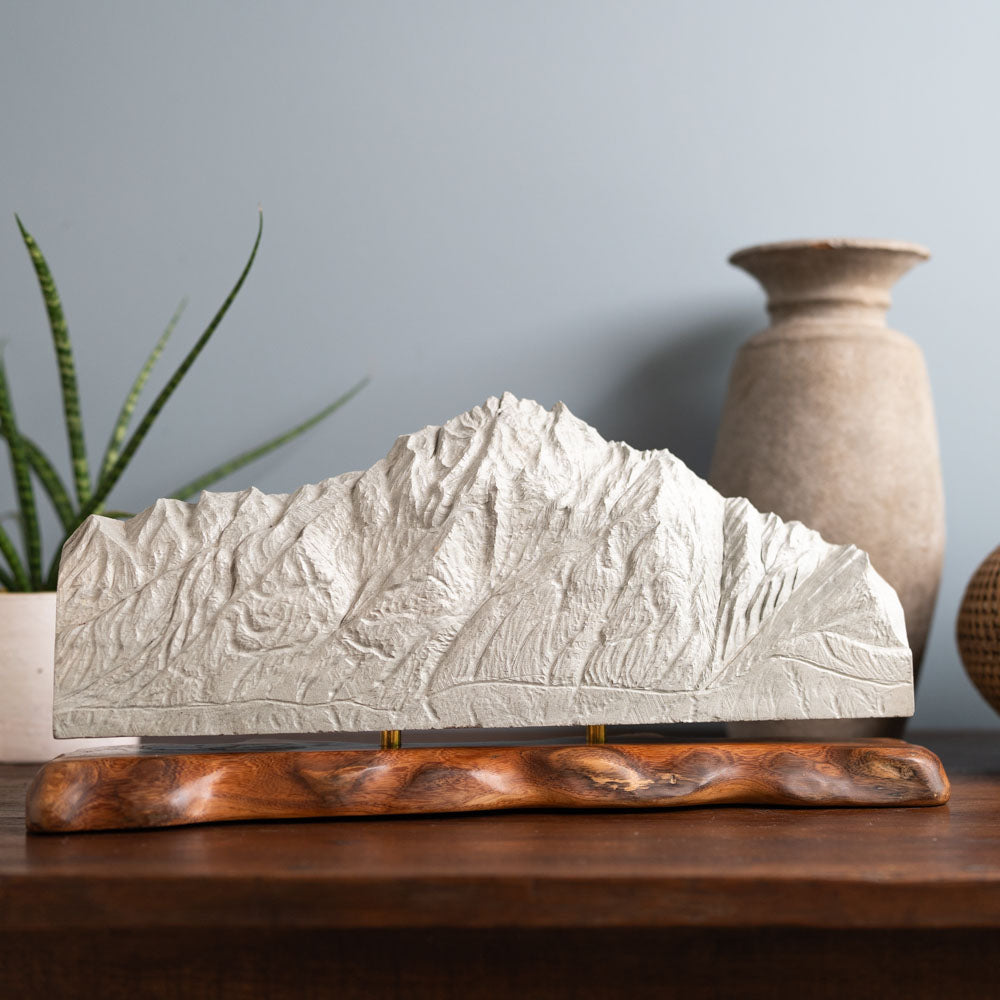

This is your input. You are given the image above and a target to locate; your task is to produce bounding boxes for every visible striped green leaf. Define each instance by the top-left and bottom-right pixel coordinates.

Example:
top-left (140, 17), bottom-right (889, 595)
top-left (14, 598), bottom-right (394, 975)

top-left (16, 216), bottom-right (91, 507)
top-left (99, 297), bottom-right (187, 482)
top-left (21, 435), bottom-right (76, 531)
top-left (83, 209), bottom-right (264, 519)
top-left (0, 521), bottom-right (21, 589)
top-left (0, 431), bottom-right (76, 531)
top-left (0, 353), bottom-right (42, 588)
top-left (168, 377), bottom-right (369, 500)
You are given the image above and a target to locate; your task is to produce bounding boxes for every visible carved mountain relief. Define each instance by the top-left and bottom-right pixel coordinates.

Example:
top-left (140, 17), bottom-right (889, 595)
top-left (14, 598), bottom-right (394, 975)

top-left (54, 394), bottom-right (912, 737)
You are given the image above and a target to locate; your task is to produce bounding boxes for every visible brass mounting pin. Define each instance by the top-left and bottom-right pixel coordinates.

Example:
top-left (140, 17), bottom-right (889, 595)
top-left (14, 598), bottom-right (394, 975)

top-left (380, 729), bottom-right (402, 750)
top-left (585, 725), bottom-right (606, 745)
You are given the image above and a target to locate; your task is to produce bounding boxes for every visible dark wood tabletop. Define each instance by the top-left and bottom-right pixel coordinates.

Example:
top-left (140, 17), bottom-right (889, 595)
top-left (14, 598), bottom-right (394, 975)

top-left (2, 729), bottom-right (1000, 999)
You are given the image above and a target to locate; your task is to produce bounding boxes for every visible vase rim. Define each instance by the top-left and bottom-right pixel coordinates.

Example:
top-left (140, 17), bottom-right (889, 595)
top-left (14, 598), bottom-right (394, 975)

top-left (730, 237), bottom-right (931, 265)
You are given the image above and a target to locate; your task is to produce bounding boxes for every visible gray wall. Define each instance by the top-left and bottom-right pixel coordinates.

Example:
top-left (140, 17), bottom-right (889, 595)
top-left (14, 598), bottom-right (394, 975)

top-left (1, 1), bottom-right (995, 727)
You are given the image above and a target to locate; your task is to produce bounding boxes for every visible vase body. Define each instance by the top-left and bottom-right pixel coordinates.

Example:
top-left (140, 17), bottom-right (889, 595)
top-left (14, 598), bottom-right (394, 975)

top-left (0, 593), bottom-right (138, 762)
top-left (711, 239), bottom-right (945, 739)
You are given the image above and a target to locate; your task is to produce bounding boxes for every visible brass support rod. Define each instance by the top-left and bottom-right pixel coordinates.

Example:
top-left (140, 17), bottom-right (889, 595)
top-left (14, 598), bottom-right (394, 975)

top-left (585, 725), bottom-right (606, 745)
top-left (380, 729), bottom-right (402, 750)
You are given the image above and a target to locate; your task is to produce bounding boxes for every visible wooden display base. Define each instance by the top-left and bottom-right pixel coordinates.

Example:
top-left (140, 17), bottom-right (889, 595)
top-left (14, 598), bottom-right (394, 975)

top-left (25, 738), bottom-right (950, 833)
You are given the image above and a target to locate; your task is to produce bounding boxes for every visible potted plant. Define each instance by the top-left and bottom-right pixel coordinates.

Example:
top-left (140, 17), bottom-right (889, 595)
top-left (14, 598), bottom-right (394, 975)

top-left (1, 210), bottom-right (365, 760)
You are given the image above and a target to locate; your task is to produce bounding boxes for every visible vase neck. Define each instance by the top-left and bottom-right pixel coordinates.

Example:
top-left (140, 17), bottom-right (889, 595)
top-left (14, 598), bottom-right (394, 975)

top-left (766, 297), bottom-right (891, 327)
top-left (729, 239), bottom-right (930, 330)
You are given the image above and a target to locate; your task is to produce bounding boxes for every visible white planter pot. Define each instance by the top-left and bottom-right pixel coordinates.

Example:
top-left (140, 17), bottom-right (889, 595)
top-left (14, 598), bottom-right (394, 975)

top-left (0, 592), bottom-right (139, 762)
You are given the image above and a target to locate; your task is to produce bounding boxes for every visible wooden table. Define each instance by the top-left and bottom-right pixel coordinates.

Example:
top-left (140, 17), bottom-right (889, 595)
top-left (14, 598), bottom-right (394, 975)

top-left (2, 731), bottom-right (999, 999)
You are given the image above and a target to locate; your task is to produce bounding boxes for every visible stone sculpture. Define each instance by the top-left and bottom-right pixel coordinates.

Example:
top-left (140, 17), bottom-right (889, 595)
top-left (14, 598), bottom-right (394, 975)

top-left (53, 393), bottom-right (913, 737)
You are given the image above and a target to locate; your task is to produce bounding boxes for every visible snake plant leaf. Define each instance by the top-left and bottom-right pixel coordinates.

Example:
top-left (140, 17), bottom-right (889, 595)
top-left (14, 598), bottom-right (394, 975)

top-left (0, 352), bottom-right (42, 588)
top-left (0, 430), bottom-right (75, 532)
top-left (101, 510), bottom-right (135, 520)
top-left (167, 376), bottom-right (370, 501)
top-left (0, 523), bottom-right (19, 588)
top-left (83, 209), bottom-right (264, 519)
top-left (99, 297), bottom-right (188, 482)
top-left (15, 216), bottom-right (91, 507)
top-left (21, 435), bottom-right (76, 532)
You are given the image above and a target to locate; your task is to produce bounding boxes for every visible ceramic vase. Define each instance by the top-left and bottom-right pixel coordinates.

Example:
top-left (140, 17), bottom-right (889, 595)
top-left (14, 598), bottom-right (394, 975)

top-left (0, 592), bottom-right (138, 762)
top-left (711, 239), bottom-right (945, 738)
top-left (957, 545), bottom-right (1000, 716)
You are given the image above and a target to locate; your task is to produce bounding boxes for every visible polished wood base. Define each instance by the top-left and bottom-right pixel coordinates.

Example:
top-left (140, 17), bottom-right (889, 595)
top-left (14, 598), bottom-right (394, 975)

top-left (25, 738), bottom-right (950, 833)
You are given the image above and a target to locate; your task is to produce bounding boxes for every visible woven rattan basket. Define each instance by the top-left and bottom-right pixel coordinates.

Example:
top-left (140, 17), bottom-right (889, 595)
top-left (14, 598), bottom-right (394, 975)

top-left (957, 544), bottom-right (1000, 716)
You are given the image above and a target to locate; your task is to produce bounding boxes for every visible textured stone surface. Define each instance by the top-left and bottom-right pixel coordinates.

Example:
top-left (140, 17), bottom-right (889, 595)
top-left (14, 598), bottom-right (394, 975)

top-left (53, 393), bottom-right (913, 737)
top-left (711, 238), bottom-right (943, 693)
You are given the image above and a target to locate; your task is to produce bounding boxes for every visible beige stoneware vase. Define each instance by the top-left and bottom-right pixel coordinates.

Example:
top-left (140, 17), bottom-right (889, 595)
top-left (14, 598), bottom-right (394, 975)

top-left (0, 592), bottom-right (138, 762)
top-left (711, 238), bottom-right (945, 738)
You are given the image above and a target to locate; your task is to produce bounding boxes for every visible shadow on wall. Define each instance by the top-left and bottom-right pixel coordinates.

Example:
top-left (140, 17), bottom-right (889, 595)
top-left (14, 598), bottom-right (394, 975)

top-left (588, 309), bottom-right (758, 479)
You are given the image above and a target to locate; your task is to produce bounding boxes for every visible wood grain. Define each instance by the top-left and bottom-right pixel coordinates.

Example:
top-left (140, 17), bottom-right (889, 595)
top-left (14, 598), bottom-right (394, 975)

top-left (24, 738), bottom-right (949, 833)
top-left (0, 732), bottom-right (991, 998)
top-left (0, 731), bottom-right (996, 938)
